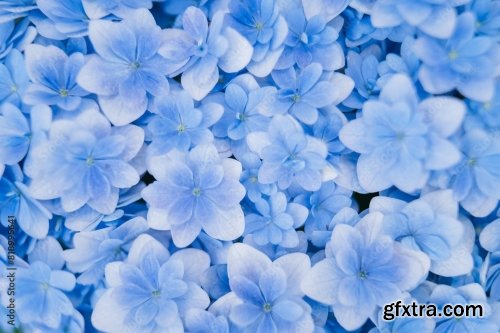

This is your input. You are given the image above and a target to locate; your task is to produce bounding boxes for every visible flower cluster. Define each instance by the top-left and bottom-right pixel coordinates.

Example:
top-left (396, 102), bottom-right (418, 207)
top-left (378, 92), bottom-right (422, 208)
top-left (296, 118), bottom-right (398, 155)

top-left (0, 0), bottom-right (499, 332)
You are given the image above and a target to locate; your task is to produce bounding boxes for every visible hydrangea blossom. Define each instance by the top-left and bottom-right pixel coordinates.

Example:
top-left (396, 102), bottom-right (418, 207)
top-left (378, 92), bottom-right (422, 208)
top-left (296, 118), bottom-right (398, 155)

top-left (244, 191), bottom-right (308, 248)
top-left (160, 6), bottom-right (253, 100)
top-left (62, 216), bottom-right (148, 285)
top-left (27, 102), bottom-right (144, 214)
top-left (77, 9), bottom-right (170, 125)
top-left (0, 0), bottom-right (36, 23)
top-left (147, 90), bottom-right (223, 156)
top-left (0, 103), bottom-right (31, 168)
top-left (32, 0), bottom-right (104, 39)
top-left (0, 165), bottom-right (52, 239)
top-left (1, 1), bottom-right (499, 332)
top-left (340, 74), bottom-right (466, 193)
top-left (92, 234), bottom-right (210, 332)
top-left (448, 128), bottom-right (500, 217)
top-left (414, 12), bottom-right (500, 102)
top-left (247, 115), bottom-right (330, 191)
top-left (219, 243), bottom-right (314, 332)
top-left (342, 49), bottom-right (381, 108)
top-left (142, 144), bottom-right (246, 247)
top-left (276, 5), bottom-right (344, 70)
top-left (371, 0), bottom-right (470, 39)
top-left (0, 18), bottom-right (36, 59)
top-left (226, 0), bottom-right (288, 77)
top-left (0, 50), bottom-right (29, 106)
top-left (269, 63), bottom-right (354, 124)
top-left (212, 75), bottom-right (273, 142)
top-left (302, 212), bottom-right (430, 330)
top-left (370, 190), bottom-right (474, 277)
top-left (24, 44), bottom-right (88, 110)
top-left (17, 238), bottom-right (76, 329)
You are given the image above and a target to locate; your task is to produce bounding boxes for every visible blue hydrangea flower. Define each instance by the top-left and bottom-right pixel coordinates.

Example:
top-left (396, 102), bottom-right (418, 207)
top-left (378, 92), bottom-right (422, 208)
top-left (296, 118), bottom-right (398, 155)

top-left (302, 212), bottom-right (430, 331)
top-left (343, 49), bottom-right (381, 109)
top-left (244, 192), bottom-right (308, 248)
top-left (468, 82), bottom-right (500, 128)
top-left (377, 37), bottom-right (420, 87)
top-left (342, 7), bottom-right (378, 47)
top-left (480, 250), bottom-right (500, 301)
top-left (371, 0), bottom-right (470, 39)
top-left (17, 239), bottom-right (76, 329)
top-left (212, 75), bottom-right (273, 141)
top-left (148, 90), bottom-right (223, 156)
top-left (295, 181), bottom-right (352, 245)
top-left (469, 0), bottom-right (500, 40)
top-left (142, 143), bottom-right (246, 247)
top-left (221, 243), bottom-right (314, 332)
top-left (0, 18), bottom-right (36, 59)
top-left (26, 102), bottom-right (144, 214)
top-left (448, 128), bottom-right (500, 217)
top-left (0, 102), bottom-right (51, 178)
top-left (185, 309), bottom-right (230, 333)
top-left (480, 218), bottom-right (500, 253)
top-left (275, 6), bottom-right (344, 70)
top-left (0, 49), bottom-right (29, 106)
top-left (92, 234), bottom-right (210, 332)
top-left (0, 165), bottom-right (52, 239)
top-left (370, 190), bottom-right (474, 277)
top-left (63, 183), bottom-right (147, 231)
top-left (77, 9), bottom-right (170, 125)
top-left (24, 44), bottom-right (88, 111)
top-left (0, 103), bottom-right (30, 168)
top-left (270, 63), bottom-right (354, 124)
top-left (239, 152), bottom-right (277, 203)
top-left (32, 0), bottom-right (104, 40)
top-left (429, 284), bottom-right (498, 332)
top-left (160, 6), bottom-right (253, 100)
top-left (0, 0), bottom-right (36, 23)
top-left (311, 110), bottom-right (349, 158)
top-left (414, 12), bottom-right (500, 102)
top-left (82, 0), bottom-right (155, 18)
top-left (340, 74), bottom-right (466, 193)
top-left (226, 0), bottom-right (288, 77)
top-left (62, 216), bottom-right (148, 285)
top-left (247, 115), bottom-right (329, 191)
top-left (23, 310), bottom-right (85, 333)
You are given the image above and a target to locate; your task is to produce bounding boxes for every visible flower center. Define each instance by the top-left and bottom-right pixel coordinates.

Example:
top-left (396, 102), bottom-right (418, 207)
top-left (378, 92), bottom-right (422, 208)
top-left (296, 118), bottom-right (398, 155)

top-left (86, 155), bottom-right (94, 166)
top-left (192, 187), bottom-right (202, 197)
top-left (255, 22), bottom-right (263, 31)
top-left (195, 42), bottom-right (208, 57)
top-left (130, 61), bottom-right (141, 70)
top-left (249, 176), bottom-right (258, 183)
top-left (358, 270), bottom-right (368, 279)
top-left (483, 102), bottom-right (491, 110)
top-left (177, 123), bottom-right (186, 133)
top-left (448, 50), bottom-right (459, 60)
top-left (300, 32), bottom-right (309, 44)
top-left (237, 112), bottom-right (246, 121)
top-left (396, 132), bottom-right (406, 141)
top-left (41, 282), bottom-right (50, 290)
top-left (151, 290), bottom-right (161, 298)
top-left (263, 303), bottom-right (272, 313)
top-left (468, 158), bottom-right (476, 166)
top-left (59, 88), bottom-right (68, 97)
top-left (292, 94), bottom-right (301, 102)
top-left (11, 85), bottom-right (17, 92)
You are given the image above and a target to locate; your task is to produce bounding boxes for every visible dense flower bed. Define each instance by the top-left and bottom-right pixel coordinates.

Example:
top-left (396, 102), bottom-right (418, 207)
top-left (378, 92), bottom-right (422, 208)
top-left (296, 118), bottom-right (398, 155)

top-left (0, 0), bottom-right (499, 332)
